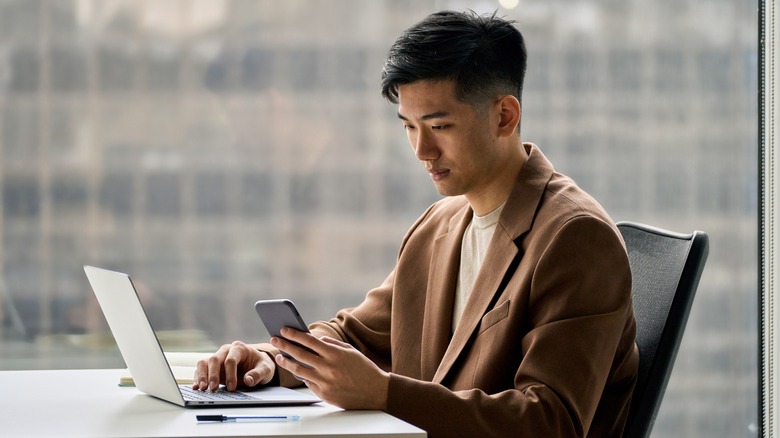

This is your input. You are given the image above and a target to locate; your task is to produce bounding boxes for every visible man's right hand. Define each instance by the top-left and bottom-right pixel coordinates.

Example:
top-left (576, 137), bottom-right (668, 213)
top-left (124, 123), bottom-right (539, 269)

top-left (192, 341), bottom-right (276, 392)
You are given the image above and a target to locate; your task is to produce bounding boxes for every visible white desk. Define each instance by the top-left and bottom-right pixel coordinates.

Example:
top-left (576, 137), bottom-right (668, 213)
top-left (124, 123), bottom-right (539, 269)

top-left (0, 369), bottom-right (426, 437)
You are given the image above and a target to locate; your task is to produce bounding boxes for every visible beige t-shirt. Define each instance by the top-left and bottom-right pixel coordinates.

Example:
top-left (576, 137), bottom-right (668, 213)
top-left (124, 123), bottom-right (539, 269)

top-left (452, 203), bottom-right (505, 331)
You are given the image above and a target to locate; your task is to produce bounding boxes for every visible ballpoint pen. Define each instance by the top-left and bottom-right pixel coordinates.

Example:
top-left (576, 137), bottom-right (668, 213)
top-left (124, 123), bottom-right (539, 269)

top-left (196, 414), bottom-right (301, 423)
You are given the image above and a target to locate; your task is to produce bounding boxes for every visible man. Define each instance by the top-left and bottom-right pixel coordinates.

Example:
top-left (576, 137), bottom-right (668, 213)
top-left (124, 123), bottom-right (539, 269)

top-left (194, 10), bottom-right (638, 437)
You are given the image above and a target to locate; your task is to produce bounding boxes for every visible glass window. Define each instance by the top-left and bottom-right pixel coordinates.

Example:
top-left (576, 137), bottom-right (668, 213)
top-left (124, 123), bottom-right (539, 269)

top-left (0, 1), bottom-right (757, 436)
top-left (146, 44), bottom-right (181, 91)
top-left (194, 172), bottom-right (228, 217)
top-left (0, 0), bottom-right (40, 44)
top-left (609, 49), bottom-right (643, 91)
top-left (654, 49), bottom-right (685, 92)
top-left (240, 172), bottom-right (273, 217)
top-left (3, 175), bottom-right (40, 219)
top-left (383, 171), bottom-right (412, 215)
top-left (241, 47), bottom-right (274, 91)
top-left (2, 105), bottom-right (39, 162)
top-left (100, 173), bottom-right (135, 217)
top-left (290, 172), bottom-right (320, 215)
top-left (146, 173), bottom-right (181, 218)
top-left (98, 46), bottom-right (137, 92)
top-left (50, 174), bottom-right (88, 215)
top-left (9, 48), bottom-right (40, 93)
top-left (698, 49), bottom-right (732, 92)
top-left (50, 45), bottom-right (87, 92)
top-left (564, 49), bottom-right (598, 92)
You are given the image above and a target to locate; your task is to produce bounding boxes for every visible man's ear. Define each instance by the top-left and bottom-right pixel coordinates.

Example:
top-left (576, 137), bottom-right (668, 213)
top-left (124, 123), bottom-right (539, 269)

top-left (496, 95), bottom-right (521, 137)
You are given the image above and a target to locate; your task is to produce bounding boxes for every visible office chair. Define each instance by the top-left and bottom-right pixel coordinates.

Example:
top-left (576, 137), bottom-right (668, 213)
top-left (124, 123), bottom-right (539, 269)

top-left (616, 221), bottom-right (709, 438)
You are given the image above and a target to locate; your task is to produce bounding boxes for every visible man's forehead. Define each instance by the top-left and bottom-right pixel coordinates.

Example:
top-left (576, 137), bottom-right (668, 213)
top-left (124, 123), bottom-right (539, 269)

top-left (397, 79), bottom-right (457, 98)
top-left (397, 80), bottom-right (463, 118)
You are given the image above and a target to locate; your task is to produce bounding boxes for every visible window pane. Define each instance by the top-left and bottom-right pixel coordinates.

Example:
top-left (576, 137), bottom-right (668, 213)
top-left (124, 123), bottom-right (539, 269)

top-left (0, 2), bottom-right (757, 437)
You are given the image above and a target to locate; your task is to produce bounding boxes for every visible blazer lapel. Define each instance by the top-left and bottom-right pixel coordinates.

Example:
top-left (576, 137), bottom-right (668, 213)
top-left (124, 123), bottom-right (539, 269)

top-left (432, 143), bottom-right (554, 384)
top-left (432, 228), bottom-right (519, 383)
top-left (420, 206), bottom-right (472, 381)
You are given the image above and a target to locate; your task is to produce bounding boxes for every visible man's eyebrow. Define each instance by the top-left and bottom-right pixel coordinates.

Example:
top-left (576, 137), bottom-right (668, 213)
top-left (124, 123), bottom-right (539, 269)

top-left (397, 111), bottom-right (451, 121)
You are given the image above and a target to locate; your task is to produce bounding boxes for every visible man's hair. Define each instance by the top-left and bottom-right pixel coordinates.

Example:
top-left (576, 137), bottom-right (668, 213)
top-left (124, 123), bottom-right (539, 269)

top-left (381, 10), bottom-right (527, 108)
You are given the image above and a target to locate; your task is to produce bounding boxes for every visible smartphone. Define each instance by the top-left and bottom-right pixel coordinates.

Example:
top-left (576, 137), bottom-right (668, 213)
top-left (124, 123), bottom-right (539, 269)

top-left (254, 299), bottom-right (316, 378)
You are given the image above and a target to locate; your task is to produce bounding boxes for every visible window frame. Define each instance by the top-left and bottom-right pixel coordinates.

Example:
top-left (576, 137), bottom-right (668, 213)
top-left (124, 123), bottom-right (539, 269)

top-left (760, 0), bottom-right (779, 435)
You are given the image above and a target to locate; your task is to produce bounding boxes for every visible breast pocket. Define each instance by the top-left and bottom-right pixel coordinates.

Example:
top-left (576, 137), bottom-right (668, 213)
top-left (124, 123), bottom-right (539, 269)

top-left (470, 300), bottom-right (516, 390)
top-left (477, 300), bottom-right (510, 334)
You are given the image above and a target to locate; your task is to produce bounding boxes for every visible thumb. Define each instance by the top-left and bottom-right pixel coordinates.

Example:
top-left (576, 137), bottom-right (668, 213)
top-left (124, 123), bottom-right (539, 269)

top-left (244, 353), bottom-right (275, 386)
top-left (243, 371), bottom-right (260, 387)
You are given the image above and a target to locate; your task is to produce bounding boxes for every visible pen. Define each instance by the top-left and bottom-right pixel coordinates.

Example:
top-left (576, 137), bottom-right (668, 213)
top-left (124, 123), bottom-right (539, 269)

top-left (197, 414), bottom-right (301, 423)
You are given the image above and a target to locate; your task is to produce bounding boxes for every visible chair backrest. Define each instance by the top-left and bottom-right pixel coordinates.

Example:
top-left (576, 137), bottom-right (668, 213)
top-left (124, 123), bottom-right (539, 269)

top-left (617, 221), bottom-right (709, 438)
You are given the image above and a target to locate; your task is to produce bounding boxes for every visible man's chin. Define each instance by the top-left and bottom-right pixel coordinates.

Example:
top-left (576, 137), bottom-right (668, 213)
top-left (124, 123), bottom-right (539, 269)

top-left (432, 184), bottom-right (462, 198)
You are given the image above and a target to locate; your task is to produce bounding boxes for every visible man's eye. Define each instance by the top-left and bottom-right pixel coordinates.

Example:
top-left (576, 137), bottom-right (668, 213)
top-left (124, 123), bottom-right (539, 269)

top-left (403, 124), bottom-right (414, 131)
top-left (432, 125), bottom-right (447, 130)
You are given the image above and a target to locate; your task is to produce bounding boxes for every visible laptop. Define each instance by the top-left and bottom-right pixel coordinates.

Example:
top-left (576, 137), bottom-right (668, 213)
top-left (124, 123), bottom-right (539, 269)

top-left (83, 265), bottom-right (321, 407)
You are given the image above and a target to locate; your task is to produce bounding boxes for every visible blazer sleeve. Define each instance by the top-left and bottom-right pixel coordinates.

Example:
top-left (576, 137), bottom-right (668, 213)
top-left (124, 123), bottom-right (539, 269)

top-left (304, 202), bottom-right (440, 371)
top-left (255, 271), bottom-right (395, 388)
top-left (265, 204), bottom-right (439, 389)
top-left (310, 271), bottom-right (396, 369)
top-left (384, 216), bottom-right (635, 437)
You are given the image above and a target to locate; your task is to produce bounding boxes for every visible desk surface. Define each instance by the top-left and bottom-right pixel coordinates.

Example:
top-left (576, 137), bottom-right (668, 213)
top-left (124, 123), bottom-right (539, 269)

top-left (0, 369), bottom-right (426, 438)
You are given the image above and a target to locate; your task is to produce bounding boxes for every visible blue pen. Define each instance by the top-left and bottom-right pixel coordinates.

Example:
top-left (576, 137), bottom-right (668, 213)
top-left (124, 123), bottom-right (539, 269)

top-left (197, 414), bottom-right (301, 423)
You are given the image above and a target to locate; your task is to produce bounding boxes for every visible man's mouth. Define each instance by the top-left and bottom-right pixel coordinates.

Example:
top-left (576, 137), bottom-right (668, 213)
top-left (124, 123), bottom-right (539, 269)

top-left (428, 168), bottom-right (450, 181)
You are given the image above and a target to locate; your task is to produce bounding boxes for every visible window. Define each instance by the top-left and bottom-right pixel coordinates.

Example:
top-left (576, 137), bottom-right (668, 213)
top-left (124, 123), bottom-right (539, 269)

top-left (0, 1), bottom-right (757, 436)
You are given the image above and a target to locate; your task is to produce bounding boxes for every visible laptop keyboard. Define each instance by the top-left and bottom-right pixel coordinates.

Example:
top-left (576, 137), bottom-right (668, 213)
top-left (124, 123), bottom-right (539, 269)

top-left (180, 385), bottom-right (259, 402)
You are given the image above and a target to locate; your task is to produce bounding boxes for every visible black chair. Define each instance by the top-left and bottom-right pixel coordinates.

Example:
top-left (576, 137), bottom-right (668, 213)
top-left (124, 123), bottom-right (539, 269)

top-left (617, 221), bottom-right (709, 438)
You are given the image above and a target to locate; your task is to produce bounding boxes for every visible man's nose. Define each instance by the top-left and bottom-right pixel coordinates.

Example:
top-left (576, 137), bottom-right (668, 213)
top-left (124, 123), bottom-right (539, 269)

top-left (413, 130), bottom-right (439, 161)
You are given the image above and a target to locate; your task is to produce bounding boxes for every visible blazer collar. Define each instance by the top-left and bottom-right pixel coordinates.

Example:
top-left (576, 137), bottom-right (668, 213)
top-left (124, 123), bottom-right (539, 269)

top-left (499, 143), bottom-right (556, 241)
top-left (430, 143), bottom-right (555, 384)
top-left (420, 206), bottom-right (471, 381)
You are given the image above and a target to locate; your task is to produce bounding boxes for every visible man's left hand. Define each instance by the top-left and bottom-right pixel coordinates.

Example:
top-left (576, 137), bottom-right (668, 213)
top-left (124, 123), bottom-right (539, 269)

top-left (270, 328), bottom-right (390, 410)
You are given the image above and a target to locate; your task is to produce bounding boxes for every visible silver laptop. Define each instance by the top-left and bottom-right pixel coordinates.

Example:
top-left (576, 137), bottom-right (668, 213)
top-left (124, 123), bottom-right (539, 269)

top-left (83, 265), bottom-right (321, 408)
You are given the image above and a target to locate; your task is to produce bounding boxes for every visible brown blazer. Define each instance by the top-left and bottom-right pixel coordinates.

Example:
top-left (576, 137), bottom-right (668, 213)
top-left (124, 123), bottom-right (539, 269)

top-left (272, 143), bottom-right (639, 437)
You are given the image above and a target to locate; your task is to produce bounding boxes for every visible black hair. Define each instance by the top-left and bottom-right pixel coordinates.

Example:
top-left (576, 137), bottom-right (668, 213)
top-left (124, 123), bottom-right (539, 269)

top-left (381, 10), bottom-right (527, 108)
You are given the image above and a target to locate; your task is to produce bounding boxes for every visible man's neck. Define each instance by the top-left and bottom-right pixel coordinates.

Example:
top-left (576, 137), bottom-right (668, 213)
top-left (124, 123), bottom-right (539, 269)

top-left (466, 141), bottom-right (527, 216)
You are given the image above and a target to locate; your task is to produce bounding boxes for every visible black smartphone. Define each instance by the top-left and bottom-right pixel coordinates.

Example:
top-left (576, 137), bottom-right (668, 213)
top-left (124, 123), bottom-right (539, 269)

top-left (254, 299), bottom-right (316, 378)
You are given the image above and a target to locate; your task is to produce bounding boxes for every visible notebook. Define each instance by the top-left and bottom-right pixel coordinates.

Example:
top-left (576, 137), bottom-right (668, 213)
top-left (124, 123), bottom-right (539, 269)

top-left (83, 265), bottom-right (321, 407)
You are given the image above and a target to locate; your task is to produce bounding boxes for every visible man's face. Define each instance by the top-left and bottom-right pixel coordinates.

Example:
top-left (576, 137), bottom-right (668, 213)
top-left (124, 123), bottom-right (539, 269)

top-left (397, 79), bottom-right (503, 199)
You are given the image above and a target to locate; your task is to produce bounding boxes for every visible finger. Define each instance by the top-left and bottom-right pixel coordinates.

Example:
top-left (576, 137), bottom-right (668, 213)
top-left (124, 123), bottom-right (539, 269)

top-left (206, 345), bottom-right (230, 391)
top-left (298, 378), bottom-right (329, 405)
top-left (223, 342), bottom-right (246, 391)
top-left (320, 336), bottom-right (351, 349)
top-left (278, 328), bottom-right (329, 356)
top-left (193, 346), bottom-right (225, 391)
top-left (275, 353), bottom-right (318, 383)
top-left (271, 335), bottom-right (320, 366)
top-left (279, 327), bottom-right (318, 347)
top-left (192, 357), bottom-right (208, 389)
top-left (302, 377), bottom-right (321, 393)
